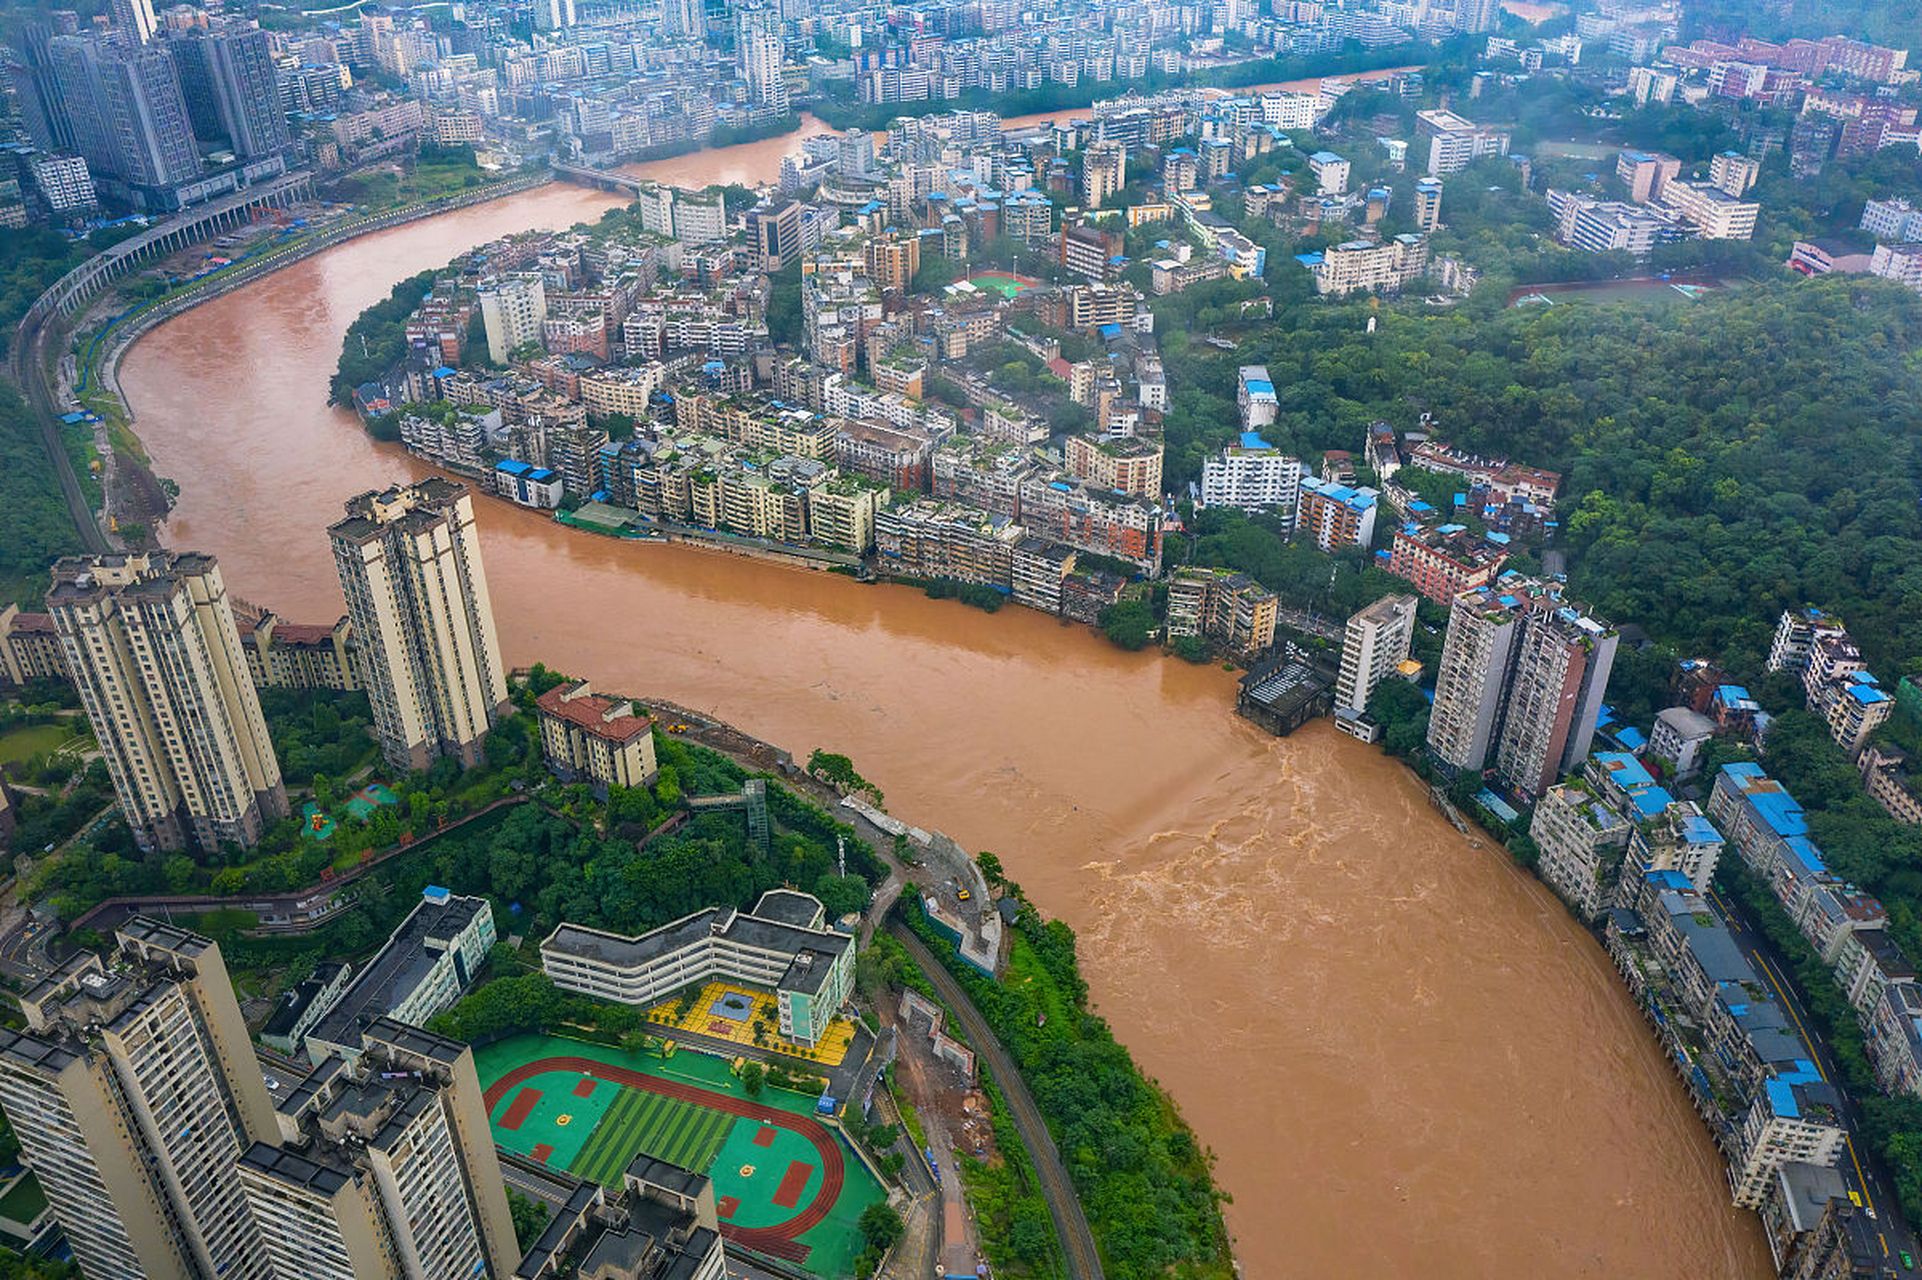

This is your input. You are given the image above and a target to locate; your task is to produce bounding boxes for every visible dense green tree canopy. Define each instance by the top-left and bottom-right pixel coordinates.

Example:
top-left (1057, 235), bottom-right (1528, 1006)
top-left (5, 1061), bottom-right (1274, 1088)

top-left (1163, 275), bottom-right (1922, 680)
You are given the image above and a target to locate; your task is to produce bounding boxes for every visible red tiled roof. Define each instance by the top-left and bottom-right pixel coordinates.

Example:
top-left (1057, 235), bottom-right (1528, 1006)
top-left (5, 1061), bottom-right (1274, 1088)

top-left (7, 612), bottom-right (55, 635)
top-left (272, 622), bottom-right (341, 646)
top-left (536, 682), bottom-right (653, 744)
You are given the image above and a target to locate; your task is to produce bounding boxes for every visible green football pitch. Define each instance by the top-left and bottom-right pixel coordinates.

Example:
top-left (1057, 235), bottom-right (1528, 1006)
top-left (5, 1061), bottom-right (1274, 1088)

top-left (568, 1083), bottom-right (735, 1184)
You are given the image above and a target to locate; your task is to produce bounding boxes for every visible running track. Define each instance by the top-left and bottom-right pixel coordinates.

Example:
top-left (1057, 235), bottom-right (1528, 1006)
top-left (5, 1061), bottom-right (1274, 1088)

top-left (482, 1056), bottom-right (844, 1258)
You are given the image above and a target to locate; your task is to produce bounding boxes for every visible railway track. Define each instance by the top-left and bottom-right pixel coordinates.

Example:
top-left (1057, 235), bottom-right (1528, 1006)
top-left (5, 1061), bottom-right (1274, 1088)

top-left (887, 921), bottom-right (1105, 1280)
top-left (11, 301), bottom-right (111, 556)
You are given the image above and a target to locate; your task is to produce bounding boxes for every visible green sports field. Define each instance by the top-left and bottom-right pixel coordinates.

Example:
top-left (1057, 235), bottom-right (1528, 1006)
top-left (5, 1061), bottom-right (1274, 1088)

top-left (476, 1034), bottom-right (885, 1278)
top-left (569, 1084), bottom-right (735, 1184)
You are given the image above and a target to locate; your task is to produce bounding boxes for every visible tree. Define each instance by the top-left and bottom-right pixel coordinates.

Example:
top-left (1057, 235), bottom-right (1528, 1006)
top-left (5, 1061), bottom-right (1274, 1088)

top-left (1098, 600), bottom-right (1156, 651)
top-left (858, 1201), bottom-right (905, 1253)
top-left (507, 1190), bottom-right (548, 1250)
top-left (805, 750), bottom-right (882, 805)
top-left (912, 253), bottom-right (964, 293)
top-left (812, 872), bottom-right (870, 918)
top-left (740, 1061), bottom-right (766, 1096)
top-left (1368, 679), bottom-right (1431, 761)
top-left (766, 262), bottom-right (803, 347)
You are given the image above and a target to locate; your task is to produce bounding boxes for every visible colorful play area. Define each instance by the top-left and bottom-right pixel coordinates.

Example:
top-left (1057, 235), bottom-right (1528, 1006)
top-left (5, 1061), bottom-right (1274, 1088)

top-left (300, 782), bottom-right (400, 840)
top-left (476, 1034), bottom-right (884, 1276)
top-left (644, 980), bottom-right (858, 1067)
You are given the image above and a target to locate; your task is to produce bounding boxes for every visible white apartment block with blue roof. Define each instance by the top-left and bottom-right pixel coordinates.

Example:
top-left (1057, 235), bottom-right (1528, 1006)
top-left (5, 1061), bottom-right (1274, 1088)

top-left (1626, 872), bottom-right (1848, 1208)
top-left (1235, 365), bottom-right (1277, 430)
top-left (1620, 800), bottom-right (1724, 899)
top-left (1200, 432), bottom-right (1300, 517)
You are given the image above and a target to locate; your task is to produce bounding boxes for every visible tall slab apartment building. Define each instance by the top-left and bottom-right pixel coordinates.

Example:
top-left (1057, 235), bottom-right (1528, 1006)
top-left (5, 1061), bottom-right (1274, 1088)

top-left (329, 480), bottom-right (510, 773)
top-left (0, 920), bottom-right (519, 1280)
top-left (0, 920), bottom-right (279, 1279)
top-left (47, 552), bottom-right (286, 854)
top-left (1427, 575), bottom-right (1618, 799)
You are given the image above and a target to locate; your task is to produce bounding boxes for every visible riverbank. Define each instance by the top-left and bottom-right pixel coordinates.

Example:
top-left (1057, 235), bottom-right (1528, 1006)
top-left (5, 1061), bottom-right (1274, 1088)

top-left (7, 169), bottom-right (561, 560)
top-left (87, 172), bottom-right (556, 449)
top-left (812, 45), bottom-right (1442, 133)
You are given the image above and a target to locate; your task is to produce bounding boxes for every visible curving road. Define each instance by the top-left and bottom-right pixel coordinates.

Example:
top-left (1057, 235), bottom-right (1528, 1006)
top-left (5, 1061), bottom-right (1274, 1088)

top-left (887, 921), bottom-right (1105, 1280)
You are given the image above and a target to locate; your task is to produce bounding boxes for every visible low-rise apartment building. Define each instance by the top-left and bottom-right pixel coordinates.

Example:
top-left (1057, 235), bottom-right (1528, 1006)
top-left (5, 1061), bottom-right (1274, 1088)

top-left (238, 609), bottom-right (361, 692)
top-left (932, 437), bottom-right (1031, 518)
top-left (807, 476), bottom-right (883, 553)
top-left (0, 605), bottom-right (64, 685)
top-left (1200, 433), bottom-right (1301, 516)
top-left (1530, 783), bottom-right (1633, 921)
top-left (1011, 538), bottom-right (1077, 615)
top-left (876, 499), bottom-right (1022, 587)
top-left (1165, 568), bottom-right (1277, 659)
top-left (1311, 235), bottom-right (1428, 296)
top-left (835, 419), bottom-right (937, 491)
top-left (1659, 180), bottom-right (1760, 240)
top-left (1065, 433), bottom-right (1163, 498)
top-left (1236, 365), bottom-right (1278, 429)
top-left (303, 888), bottom-right (496, 1062)
top-left (1017, 474), bottom-right (1163, 573)
top-left (1416, 108), bottom-right (1509, 175)
top-left (536, 680), bottom-right (659, 793)
top-left (1295, 477), bottom-right (1378, 550)
top-left (1386, 523), bottom-right (1507, 604)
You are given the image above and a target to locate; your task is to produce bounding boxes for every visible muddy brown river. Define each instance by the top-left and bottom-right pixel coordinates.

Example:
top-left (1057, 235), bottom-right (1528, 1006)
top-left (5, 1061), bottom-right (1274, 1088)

top-left (116, 136), bottom-right (1769, 1277)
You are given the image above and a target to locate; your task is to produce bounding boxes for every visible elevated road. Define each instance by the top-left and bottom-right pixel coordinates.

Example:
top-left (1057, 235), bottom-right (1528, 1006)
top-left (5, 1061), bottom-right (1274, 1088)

top-left (887, 921), bottom-right (1104, 1280)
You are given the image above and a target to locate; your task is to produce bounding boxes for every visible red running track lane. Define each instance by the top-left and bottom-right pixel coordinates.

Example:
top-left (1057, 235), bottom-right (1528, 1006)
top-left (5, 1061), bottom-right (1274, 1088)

top-left (499, 1087), bottom-right (542, 1130)
top-left (484, 1056), bottom-right (845, 1253)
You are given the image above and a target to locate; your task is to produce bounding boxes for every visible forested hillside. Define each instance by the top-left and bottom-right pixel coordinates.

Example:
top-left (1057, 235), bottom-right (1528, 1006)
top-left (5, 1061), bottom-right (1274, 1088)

top-left (1160, 275), bottom-right (1922, 680)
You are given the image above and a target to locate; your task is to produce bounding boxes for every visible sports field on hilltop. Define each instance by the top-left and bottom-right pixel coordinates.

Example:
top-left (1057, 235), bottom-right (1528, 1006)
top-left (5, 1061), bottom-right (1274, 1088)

top-left (475, 1034), bottom-right (883, 1277)
top-left (966, 271), bottom-right (1045, 298)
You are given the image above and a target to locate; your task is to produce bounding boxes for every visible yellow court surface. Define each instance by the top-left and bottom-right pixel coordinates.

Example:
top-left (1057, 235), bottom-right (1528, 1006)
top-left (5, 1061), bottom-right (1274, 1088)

top-left (645, 980), bottom-right (857, 1067)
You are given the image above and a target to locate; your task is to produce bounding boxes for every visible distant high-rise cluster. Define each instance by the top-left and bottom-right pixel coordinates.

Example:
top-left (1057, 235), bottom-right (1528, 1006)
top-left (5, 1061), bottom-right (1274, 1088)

top-left (736, 6), bottom-right (789, 114)
top-left (6, 1), bottom-right (287, 212)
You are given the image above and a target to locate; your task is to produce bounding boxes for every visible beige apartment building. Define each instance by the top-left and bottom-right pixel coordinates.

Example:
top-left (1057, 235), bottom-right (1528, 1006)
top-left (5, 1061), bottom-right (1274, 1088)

top-left (1336, 593), bottom-right (1418, 715)
top-left (0, 919), bottom-right (279, 1280)
top-left (807, 478), bottom-right (882, 553)
top-left (47, 552), bottom-right (287, 854)
top-left (0, 604), bottom-right (65, 685)
top-left (236, 605), bottom-right (361, 692)
top-left (1065, 433), bottom-right (1164, 499)
top-left (237, 1019), bottom-right (519, 1280)
top-left (535, 679), bottom-right (659, 791)
top-left (330, 480), bottom-right (510, 773)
